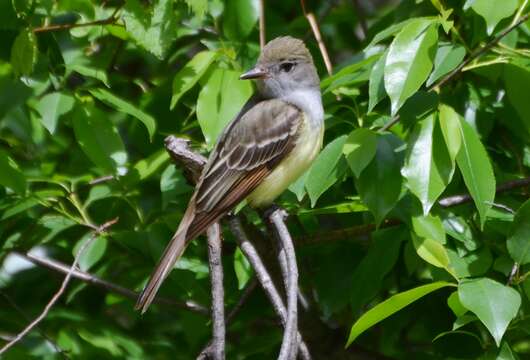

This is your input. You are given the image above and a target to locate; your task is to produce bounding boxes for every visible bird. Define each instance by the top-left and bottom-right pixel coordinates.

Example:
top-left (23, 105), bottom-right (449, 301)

top-left (136, 36), bottom-right (324, 313)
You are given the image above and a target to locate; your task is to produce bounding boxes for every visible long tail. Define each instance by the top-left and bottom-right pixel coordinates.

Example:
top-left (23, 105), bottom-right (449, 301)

top-left (135, 205), bottom-right (196, 314)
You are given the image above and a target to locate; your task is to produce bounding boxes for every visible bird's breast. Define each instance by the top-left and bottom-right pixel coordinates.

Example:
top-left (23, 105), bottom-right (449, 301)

top-left (247, 113), bottom-right (324, 208)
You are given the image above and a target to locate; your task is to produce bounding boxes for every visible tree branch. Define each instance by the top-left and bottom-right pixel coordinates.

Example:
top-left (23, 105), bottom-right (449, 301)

top-left (229, 217), bottom-right (312, 360)
top-left (266, 208), bottom-right (299, 360)
top-left (14, 252), bottom-right (208, 314)
top-left (380, 12), bottom-right (530, 132)
top-left (164, 135), bottom-right (311, 359)
top-left (300, 176), bottom-right (530, 244)
top-left (206, 224), bottom-right (225, 360)
top-left (300, 0), bottom-right (333, 76)
top-left (438, 176), bottom-right (530, 208)
top-left (431, 12), bottom-right (530, 91)
top-left (164, 136), bottom-right (225, 359)
top-left (0, 218), bottom-right (118, 355)
top-left (0, 291), bottom-right (67, 358)
top-left (32, 11), bottom-right (121, 34)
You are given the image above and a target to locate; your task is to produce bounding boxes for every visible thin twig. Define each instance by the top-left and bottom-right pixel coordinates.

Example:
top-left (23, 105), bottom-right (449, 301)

top-left (508, 262), bottom-right (519, 285)
top-left (226, 277), bottom-right (258, 323)
top-left (197, 278), bottom-right (259, 359)
top-left (300, 176), bottom-right (530, 244)
top-left (229, 217), bottom-right (311, 360)
top-left (206, 224), bottom-right (225, 360)
top-left (0, 218), bottom-right (118, 355)
top-left (380, 12), bottom-right (530, 132)
top-left (267, 208), bottom-right (299, 360)
top-left (0, 291), bottom-right (67, 358)
top-left (14, 252), bottom-right (207, 314)
top-left (89, 175), bottom-right (114, 185)
top-left (432, 12), bottom-right (530, 91)
top-left (300, 0), bottom-right (333, 76)
top-left (438, 177), bottom-right (530, 208)
top-left (485, 201), bottom-right (515, 215)
top-left (259, 0), bottom-right (266, 49)
top-left (33, 16), bottom-right (119, 34)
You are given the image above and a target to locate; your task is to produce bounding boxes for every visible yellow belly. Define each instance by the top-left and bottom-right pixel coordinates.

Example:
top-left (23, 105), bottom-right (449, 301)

top-left (247, 117), bottom-right (324, 208)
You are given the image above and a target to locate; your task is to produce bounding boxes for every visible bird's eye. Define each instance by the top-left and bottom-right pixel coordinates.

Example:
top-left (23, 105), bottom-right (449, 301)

top-left (280, 62), bottom-right (295, 73)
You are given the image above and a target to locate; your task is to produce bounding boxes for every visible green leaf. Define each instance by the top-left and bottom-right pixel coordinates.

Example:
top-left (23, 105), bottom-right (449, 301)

top-left (470, 0), bottom-right (518, 35)
top-left (447, 291), bottom-right (468, 317)
top-left (346, 281), bottom-right (455, 347)
top-left (122, 0), bottom-right (176, 59)
top-left (412, 214), bottom-right (446, 244)
top-left (0, 150), bottom-right (26, 194)
top-left (288, 170), bottom-right (309, 201)
top-left (34, 92), bottom-right (75, 134)
top-left (458, 278), bottom-right (521, 346)
top-left (507, 199), bottom-right (530, 265)
top-left (402, 113), bottom-right (454, 214)
top-left (175, 256), bottom-right (209, 278)
top-left (223, 0), bottom-right (258, 40)
top-left (426, 44), bottom-right (466, 87)
top-left (170, 51), bottom-right (218, 109)
top-left (456, 118), bottom-right (495, 228)
top-left (447, 247), bottom-right (493, 278)
top-left (306, 135), bottom-right (347, 206)
top-left (183, 0), bottom-right (207, 19)
top-left (72, 105), bottom-right (127, 175)
top-left (10, 28), bottom-right (37, 76)
top-left (234, 247), bottom-right (252, 290)
top-left (89, 88), bottom-right (156, 141)
top-left (504, 64), bottom-right (530, 133)
top-left (357, 134), bottom-right (403, 225)
top-left (412, 233), bottom-right (450, 270)
top-left (497, 342), bottom-right (517, 360)
top-left (368, 50), bottom-right (388, 112)
top-left (343, 128), bottom-right (377, 178)
top-left (384, 21), bottom-right (438, 115)
top-left (196, 68), bottom-right (252, 147)
top-left (321, 56), bottom-right (378, 93)
top-left (366, 17), bottom-right (435, 49)
top-left (67, 64), bottom-right (110, 87)
top-left (123, 150), bottom-right (170, 185)
top-left (438, 104), bottom-right (462, 161)
top-left (350, 227), bottom-right (404, 314)
top-left (39, 215), bottom-right (77, 243)
top-left (73, 234), bottom-right (108, 272)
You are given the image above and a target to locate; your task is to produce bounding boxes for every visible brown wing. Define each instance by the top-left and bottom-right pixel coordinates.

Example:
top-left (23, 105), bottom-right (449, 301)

top-left (136, 99), bottom-right (301, 313)
top-left (188, 98), bottom-right (302, 238)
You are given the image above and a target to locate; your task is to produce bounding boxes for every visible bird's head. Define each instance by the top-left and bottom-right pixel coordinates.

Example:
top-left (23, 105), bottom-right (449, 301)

top-left (240, 36), bottom-right (320, 98)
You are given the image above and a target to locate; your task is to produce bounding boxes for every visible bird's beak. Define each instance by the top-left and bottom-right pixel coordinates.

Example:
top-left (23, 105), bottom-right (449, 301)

top-left (240, 67), bottom-right (268, 80)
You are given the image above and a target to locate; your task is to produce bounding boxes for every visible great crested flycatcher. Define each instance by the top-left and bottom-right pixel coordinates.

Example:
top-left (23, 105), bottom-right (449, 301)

top-left (136, 36), bottom-right (324, 313)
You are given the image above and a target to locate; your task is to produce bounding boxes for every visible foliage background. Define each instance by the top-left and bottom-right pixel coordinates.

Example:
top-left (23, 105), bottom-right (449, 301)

top-left (1, 0), bottom-right (530, 358)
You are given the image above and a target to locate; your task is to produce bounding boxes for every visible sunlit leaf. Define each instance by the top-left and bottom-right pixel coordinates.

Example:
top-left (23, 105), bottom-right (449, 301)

top-left (456, 118), bottom-right (495, 228)
top-left (507, 199), bottom-right (530, 265)
top-left (306, 135), bottom-right (347, 206)
top-left (171, 51), bottom-right (218, 109)
top-left (196, 68), bottom-right (252, 147)
top-left (469, 0), bottom-right (518, 35)
top-left (385, 20), bottom-right (438, 115)
top-left (346, 281), bottom-right (455, 346)
top-left (89, 88), bottom-right (156, 140)
top-left (10, 28), bottom-right (37, 76)
top-left (458, 278), bottom-right (521, 346)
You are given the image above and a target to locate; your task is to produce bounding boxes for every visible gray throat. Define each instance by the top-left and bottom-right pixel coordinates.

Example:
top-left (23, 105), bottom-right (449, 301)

top-left (280, 87), bottom-right (324, 129)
